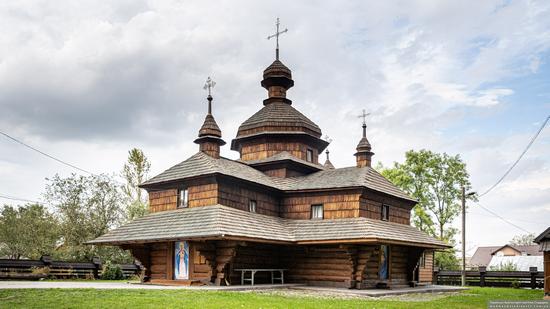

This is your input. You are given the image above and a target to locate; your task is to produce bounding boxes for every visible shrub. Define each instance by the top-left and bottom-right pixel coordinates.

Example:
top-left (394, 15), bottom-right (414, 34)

top-left (510, 280), bottom-right (521, 289)
top-left (101, 262), bottom-right (124, 280)
top-left (489, 261), bottom-right (518, 271)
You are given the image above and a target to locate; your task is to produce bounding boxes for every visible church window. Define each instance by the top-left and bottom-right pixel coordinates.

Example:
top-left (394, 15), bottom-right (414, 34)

top-left (311, 204), bottom-right (324, 219)
top-left (249, 200), bottom-right (257, 213)
top-left (306, 149), bottom-right (313, 162)
top-left (381, 205), bottom-right (389, 221)
top-left (178, 188), bottom-right (189, 208)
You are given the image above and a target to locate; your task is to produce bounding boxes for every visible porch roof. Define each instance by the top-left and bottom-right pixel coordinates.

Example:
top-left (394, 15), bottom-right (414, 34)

top-left (88, 205), bottom-right (449, 249)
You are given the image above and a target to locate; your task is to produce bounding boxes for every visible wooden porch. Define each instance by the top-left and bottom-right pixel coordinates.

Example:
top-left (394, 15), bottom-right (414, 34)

top-left (125, 240), bottom-right (436, 289)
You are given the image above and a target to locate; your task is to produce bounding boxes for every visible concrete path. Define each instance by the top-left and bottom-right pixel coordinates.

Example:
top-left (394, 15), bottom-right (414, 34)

top-left (0, 281), bottom-right (301, 290)
top-left (0, 281), bottom-right (465, 297)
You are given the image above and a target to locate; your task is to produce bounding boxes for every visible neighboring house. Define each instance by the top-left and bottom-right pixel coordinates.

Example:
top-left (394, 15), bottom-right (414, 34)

top-left (89, 48), bottom-right (449, 289)
top-left (469, 244), bottom-right (542, 270)
top-left (488, 256), bottom-right (543, 271)
top-left (534, 227), bottom-right (550, 300)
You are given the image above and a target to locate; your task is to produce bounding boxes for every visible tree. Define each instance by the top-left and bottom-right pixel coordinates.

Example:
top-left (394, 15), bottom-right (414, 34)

top-left (0, 204), bottom-right (60, 259)
top-left (509, 233), bottom-right (536, 246)
top-left (122, 148), bottom-right (151, 220)
top-left (378, 149), bottom-right (475, 269)
top-left (44, 173), bottom-right (132, 263)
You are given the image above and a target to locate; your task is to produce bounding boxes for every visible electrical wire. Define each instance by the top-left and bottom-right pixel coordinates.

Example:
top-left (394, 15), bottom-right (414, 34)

top-left (478, 115), bottom-right (550, 197)
top-left (0, 194), bottom-right (46, 205)
top-left (475, 202), bottom-right (532, 234)
top-left (0, 131), bottom-right (94, 175)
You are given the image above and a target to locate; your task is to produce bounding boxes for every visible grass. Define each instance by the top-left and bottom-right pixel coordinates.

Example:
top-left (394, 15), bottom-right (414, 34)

top-left (0, 287), bottom-right (543, 308)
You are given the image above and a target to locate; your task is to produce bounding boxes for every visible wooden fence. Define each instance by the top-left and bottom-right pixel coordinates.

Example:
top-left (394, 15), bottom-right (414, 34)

top-left (434, 266), bottom-right (544, 289)
top-left (0, 255), bottom-right (142, 280)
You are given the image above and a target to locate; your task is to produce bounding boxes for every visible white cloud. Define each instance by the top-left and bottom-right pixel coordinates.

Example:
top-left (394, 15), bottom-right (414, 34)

top-left (1, 0), bottom-right (549, 247)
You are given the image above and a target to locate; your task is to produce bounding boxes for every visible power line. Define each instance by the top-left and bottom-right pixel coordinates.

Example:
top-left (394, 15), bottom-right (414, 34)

top-left (0, 194), bottom-right (46, 205)
top-left (479, 115), bottom-right (550, 197)
top-left (475, 202), bottom-right (532, 234)
top-left (0, 131), bottom-right (94, 175)
top-left (468, 211), bottom-right (547, 225)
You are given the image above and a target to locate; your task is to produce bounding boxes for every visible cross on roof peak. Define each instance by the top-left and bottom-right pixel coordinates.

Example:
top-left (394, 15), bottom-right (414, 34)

top-left (203, 76), bottom-right (216, 114)
top-left (267, 17), bottom-right (288, 60)
top-left (203, 76), bottom-right (216, 96)
top-left (357, 109), bottom-right (370, 126)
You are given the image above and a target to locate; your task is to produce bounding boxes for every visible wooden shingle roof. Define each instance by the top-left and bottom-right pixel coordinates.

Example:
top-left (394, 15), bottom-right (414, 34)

top-left (236, 102), bottom-right (322, 137)
top-left (88, 205), bottom-right (449, 248)
top-left (140, 152), bottom-right (416, 202)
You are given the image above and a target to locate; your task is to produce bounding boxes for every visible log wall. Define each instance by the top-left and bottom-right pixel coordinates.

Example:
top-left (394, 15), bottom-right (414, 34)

top-left (130, 241), bottom-right (431, 287)
top-left (281, 190), bottom-right (362, 219)
top-left (239, 138), bottom-right (318, 163)
top-left (149, 243), bottom-right (171, 280)
top-left (217, 180), bottom-right (280, 216)
top-left (282, 245), bottom-right (352, 287)
top-left (188, 182), bottom-right (218, 208)
top-left (149, 189), bottom-right (178, 213)
top-left (360, 190), bottom-right (412, 225)
top-left (419, 250), bottom-right (434, 283)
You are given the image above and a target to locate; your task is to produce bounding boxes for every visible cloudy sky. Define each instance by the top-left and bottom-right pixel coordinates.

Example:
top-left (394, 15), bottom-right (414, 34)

top-left (1, 0), bottom-right (549, 255)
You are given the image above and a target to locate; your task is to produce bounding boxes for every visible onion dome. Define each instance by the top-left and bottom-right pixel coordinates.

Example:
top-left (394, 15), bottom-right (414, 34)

top-left (194, 94), bottom-right (225, 158)
top-left (232, 58), bottom-right (328, 153)
top-left (354, 123), bottom-right (374, 167)
top-left (260, 60), bottom-right (294, 105)
top-left (197, 96), bottom-right (223, 138)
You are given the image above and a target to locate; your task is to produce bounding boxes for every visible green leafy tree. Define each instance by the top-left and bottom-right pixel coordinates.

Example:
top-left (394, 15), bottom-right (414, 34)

top-left (0, 204), bottom-right (60, 259)
top-left (509, 233), bottom-right (536, 246)
top-left (44, 173), bottom-right (132, 263)
top-left (378, 149), bottom-right (475, 269)
top-left (122, 148), bottom-right (151, 220)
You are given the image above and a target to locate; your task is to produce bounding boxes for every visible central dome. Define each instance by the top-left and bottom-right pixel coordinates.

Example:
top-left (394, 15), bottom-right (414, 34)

top-left (231, 57), bottom-right (328, 162)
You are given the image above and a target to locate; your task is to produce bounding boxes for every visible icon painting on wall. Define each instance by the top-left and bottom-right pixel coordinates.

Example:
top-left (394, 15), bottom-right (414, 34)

top-left (174, 241), bottom-right (189, 280)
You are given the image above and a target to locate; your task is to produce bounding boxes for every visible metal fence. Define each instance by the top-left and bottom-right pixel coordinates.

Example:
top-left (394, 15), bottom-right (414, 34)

top-left (0, 255), bottom-right (142, 280)
top-left (434, 266), bottom-right (544, 289)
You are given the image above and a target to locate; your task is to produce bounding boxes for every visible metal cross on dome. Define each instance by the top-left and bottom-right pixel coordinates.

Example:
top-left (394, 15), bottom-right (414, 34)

top-left (203, 76), bottom-right (216, 96)
top-left (357, 109), bottom-right (370, 126)
top-left (267, 17), bottom-right (288, 60)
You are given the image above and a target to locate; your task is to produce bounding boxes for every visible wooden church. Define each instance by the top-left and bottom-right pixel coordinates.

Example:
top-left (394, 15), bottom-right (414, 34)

top-left (90, 25), bottom-right (449, 288)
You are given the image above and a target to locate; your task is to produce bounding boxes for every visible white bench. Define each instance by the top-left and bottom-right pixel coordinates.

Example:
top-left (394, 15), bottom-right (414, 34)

top-left (234, 268), bottom-right (287, 286)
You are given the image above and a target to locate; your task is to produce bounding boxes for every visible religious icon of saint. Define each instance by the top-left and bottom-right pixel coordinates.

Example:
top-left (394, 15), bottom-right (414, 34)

top-left (174, 241), bottom-right (189, 279)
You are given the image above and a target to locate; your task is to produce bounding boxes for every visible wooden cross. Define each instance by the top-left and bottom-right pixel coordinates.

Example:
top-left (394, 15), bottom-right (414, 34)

top-left (203, 76), bottom-right (216, 114)
top-left (267, 17), bottom-right (288, 60)
top-left (203, 76), bottom-right (216, 96)
top-left (357, 109), bottom-right (370, 126)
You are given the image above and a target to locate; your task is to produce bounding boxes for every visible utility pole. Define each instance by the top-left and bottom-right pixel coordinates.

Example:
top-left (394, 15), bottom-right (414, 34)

top-left (461, 187), bottom-right (475, 287)
top-left (461, 186), bottom-right (466, 287)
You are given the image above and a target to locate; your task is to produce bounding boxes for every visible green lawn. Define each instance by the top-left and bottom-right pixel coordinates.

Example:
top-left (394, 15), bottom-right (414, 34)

top-left (0, 287), bottom-right (543, 308)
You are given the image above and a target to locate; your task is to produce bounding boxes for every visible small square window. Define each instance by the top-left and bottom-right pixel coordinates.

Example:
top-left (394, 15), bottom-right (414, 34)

top-left (306, 149), bottom-right (313, 162)
top-left (311, 204), bottom-right (323, 219)
top-left (179, 188), bottom-right (189, 208)
top-left (381, 205), bottom-right (389, 221)
top-left (249, 200), bottom-right (257, 213)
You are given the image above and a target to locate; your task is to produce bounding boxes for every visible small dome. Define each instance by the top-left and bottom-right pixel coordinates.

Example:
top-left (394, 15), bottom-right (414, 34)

top-left (356, 136), bottom-right (372, 152)
top-left (198, 114), bottom-right (222, 138)
top-left (261, 59), bottom-right (294, 90)
top-left (263, 60), bottom-right (292, 80)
